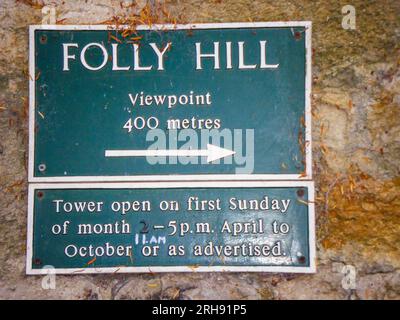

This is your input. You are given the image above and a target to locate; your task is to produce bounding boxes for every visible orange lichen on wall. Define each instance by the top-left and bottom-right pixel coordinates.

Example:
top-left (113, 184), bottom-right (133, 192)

top-left (318, 175), bottom-right (400, 255)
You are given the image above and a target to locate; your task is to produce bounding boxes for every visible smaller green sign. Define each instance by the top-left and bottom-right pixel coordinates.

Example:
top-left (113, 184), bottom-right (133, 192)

top-left (27, 182), bottom-right (315, 274)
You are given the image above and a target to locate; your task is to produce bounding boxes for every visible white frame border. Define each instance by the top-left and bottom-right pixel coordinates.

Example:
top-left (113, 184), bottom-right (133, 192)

top-left (26, 181), bottom-right (315, 275)
top-left (28, 21), bottom-right (312, 183)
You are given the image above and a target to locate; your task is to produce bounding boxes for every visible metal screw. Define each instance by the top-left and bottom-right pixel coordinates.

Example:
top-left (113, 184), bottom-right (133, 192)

top-left (38, 163), bottom-right (46, 172)
top-left (294, 31), bottom-right (302, 40)
top-left (37, 191), bottom-right (44, 199)
top-left (40, 34), bottom-right (47, 44)
top-left (297, 188), bottom-right (305, 197)
top-left (33, 258), bottom-right (42, 266)
top-left (297, 256), bottom-right (306, 264)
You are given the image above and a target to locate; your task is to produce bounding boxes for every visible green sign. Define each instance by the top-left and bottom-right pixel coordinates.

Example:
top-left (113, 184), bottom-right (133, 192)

top-left (27, 182), bottom-right (315, 274)
top-left (27, 23), bottom-right (315, 275)
top-left (28, 23), bottom-right (312, 182)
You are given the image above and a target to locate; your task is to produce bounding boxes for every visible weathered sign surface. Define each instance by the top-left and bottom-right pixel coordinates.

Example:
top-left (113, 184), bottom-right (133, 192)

top-left (28, 22), bottom-right (312, 182)
top-left (27, 182), bottom-right (315, 274)
top-left (27, 22), bottom-right (315, 275)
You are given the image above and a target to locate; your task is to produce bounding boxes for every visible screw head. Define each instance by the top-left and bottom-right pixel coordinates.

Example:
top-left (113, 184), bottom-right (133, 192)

top-left (39, 34), bottom-right (47, 44)
top-left (297, 255), bottom-right (306, 264)
top-left (294, 31), bottom-right (302, 40)
top-left (38, 163), bottom-right (46, 172)
top-left (297, 188), bottom-right (305, 197)
top-left (33, 258), bottom-right (42, 266)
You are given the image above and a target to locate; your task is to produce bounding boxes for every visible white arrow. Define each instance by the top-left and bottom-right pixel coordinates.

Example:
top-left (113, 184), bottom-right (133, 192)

top-left (105, 144), bottom-right (236, 163)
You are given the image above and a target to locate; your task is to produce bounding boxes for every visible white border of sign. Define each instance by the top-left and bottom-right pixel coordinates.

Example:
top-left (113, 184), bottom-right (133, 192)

top-left (28, 22), bottom-right (312, 182)
top-left (26, 181), bottom-right (315, 275)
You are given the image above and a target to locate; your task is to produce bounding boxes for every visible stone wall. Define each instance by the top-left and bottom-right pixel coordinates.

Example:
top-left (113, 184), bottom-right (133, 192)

top-left (0, 0), bottom-right (399, 299)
